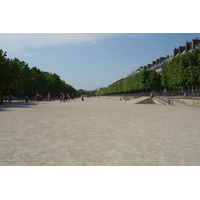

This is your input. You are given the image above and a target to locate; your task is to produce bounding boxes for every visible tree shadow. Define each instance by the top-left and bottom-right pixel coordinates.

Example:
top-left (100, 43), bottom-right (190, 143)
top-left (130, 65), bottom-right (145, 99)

top-left (0, 101), bottom-right (38, 112)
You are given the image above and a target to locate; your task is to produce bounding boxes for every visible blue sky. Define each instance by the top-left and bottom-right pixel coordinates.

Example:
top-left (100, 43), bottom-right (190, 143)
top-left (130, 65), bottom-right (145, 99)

top-left (1, 33), bottom-right (200, 90)
top-left (1, 1), bottom-right (199, 91)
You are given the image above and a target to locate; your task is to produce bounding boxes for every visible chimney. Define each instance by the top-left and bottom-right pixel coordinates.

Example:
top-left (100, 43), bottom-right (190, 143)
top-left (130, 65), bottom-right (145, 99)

top-left (192, 39), bottom-right (200, 49)
top-left (159, 57), bottom-right (166, 63)
top-left (178, 46), bottom-right (185, 54)
top-left (186, 41), bottom-right (192, 52)
top-left (152, 61), bottom-right (156, 66)
top-left (147, 64), bottom-right (152, 69)
top-left (174, 48), bottom-right (178, 56)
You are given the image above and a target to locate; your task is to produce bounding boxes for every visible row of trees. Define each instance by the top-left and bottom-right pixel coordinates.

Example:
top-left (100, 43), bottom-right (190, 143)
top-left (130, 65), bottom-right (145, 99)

top-left (97, 70), bottom-right (161, 95)
top-left (161, 47), bottom-right (200, 88)
top-left (97, 47), bottom-right (200, 95)
top-left (0, 49), bottom-right (77, 98)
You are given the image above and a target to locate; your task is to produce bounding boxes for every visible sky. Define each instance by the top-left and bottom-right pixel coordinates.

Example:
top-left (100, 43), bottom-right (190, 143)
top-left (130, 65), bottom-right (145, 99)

top-left (1, 33), bottom-right (200, 91)
top-left (1, 1), bottom-right (199, 91)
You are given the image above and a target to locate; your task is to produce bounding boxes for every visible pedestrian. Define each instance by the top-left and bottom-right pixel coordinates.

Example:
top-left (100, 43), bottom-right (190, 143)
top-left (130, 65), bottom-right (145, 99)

top-left (67, 94), bottom-right (70, 102)
top-left (0, 94), bottom-right (3, 104)
top-left (25, 95), bottom-right (29, 103)
top-left (163, 88), bottom-right (167, 96)
top-left (9, 94), bottom-right (12, 103)
top-left (60, 93), bottom-right (65, 102)
top-left (48, 93), bottom-right (51, 101)
top-left (40, 93), bottom-right (43, 101)
top-left (81, 96), bottom-right (84, 101)
top-left (149, 92), bottom-right (153, 99)
top-left (36, 93), bottom-right (40, 101)
top-left (71, 94), bottom-right (75, 101)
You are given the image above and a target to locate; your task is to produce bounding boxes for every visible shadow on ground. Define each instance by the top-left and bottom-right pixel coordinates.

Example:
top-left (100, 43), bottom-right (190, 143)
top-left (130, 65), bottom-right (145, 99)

top-left (0, 101), bottom-right (38, 112)
top-left (136, 98), bottom-right (156, 104)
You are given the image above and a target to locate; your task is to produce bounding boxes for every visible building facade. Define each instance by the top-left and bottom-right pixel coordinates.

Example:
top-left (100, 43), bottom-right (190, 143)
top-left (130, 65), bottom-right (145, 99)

top-left (126, 38), bottom-right (200, 77)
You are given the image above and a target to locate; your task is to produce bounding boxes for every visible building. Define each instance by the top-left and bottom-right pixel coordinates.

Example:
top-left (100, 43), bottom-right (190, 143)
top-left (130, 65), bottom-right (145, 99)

top-left (127, 38), bottom-right (200, 77)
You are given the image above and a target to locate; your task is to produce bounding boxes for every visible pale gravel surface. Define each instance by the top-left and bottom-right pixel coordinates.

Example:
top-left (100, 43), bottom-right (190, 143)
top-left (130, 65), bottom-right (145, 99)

top-left (0, 97), bottom-right (200, 166)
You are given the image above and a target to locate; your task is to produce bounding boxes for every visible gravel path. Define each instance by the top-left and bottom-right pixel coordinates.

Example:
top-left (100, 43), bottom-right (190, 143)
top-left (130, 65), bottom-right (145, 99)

top-left (0, 97), bottom-right (200, 166)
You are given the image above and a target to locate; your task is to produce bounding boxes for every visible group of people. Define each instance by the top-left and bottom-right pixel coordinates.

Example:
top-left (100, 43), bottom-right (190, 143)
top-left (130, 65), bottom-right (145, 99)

top-left (28, 92), bottom-right (76, 102)
top-left (0, 94), bottom-right (13, 102)
top-left (36, 93), bottom-right (43, 101)
top-left (35, 93), bottom-right (51, 101)
top-left (149, 89), bottom-right (167, 99)
top-left (60, 93), bottom-right (75, 102)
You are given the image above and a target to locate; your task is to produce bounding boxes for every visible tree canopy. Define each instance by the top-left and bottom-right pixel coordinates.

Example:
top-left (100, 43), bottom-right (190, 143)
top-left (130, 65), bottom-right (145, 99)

top-left (0, 49), bottom-right (77, 98)
top-left (97, 47), bottom-right (200, 95)
top-left (97, 70), bottom-right (162, 95)
top-left (161, 48), bottom-right (200, 88)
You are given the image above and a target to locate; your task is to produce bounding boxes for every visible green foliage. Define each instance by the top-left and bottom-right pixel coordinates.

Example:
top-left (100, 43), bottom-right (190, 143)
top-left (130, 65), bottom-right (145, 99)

top-left (97, 70), bottom-right (161, 95)
top-left (0, 50), bottom-right (10, 89)
top-left (0, 49), bottom-right (77, 97)
top-left (161, 47), bottom-right (200, 88)
top-left (98, 47), bottom-right (200, 96)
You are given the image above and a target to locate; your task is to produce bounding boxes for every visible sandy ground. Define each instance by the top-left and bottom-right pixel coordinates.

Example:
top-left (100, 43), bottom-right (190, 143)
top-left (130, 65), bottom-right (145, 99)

top-left (0, 97), bottom-right (200, 166)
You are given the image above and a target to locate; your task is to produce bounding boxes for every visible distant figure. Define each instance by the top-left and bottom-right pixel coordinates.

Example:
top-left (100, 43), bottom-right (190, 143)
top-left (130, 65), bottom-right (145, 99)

top-left (163, 89), bottom-right (167, 96)
top-left (0, 94), bottom-right (3, 104)
top-left (9, 94), bottom-right (12, 103)
top-left (71, 94), bottom-right (75, 101)
top-left (60, 93), bottom-right (65, 102)
top-left (67, 94), bottom-right (70, 102)
top-left (48, 93), bottom-right (51, 101)
top-left (36, 93), bottom-right (40, 101)
top-left (40, 93), bottom-right (43, 101)
top-left (25, 95), bottom-right (29, 103)
top-left (81, 96), bottom-right (84, 101)
top-left (149, 92), bottom-right (153, 99)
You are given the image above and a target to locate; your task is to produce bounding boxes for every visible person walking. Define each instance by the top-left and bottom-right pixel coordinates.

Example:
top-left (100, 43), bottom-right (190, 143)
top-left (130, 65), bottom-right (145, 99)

top-left (71, 94), bottom-right (75, 101)
top-left (67, 94), bottom-right (70, 102)
top-left (47, 93), bottom-right (51, 101)
top-left (60, 93), bottom-right (65, 102)
top-left (149, 92), bottom-right (153, 99)
top-left (0, 94), bottom-right (3, 104)
top-left (25, 95), bottom-right (29, 103)
top-left (81, 95), bottom-right (84, 101)
top-left (163, 88), bottom-right (167, 96)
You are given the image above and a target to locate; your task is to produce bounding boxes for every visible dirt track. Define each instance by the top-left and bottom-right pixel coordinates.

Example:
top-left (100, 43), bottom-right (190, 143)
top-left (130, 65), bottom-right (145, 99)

top-left (0, 97), bottom-right (200, 166)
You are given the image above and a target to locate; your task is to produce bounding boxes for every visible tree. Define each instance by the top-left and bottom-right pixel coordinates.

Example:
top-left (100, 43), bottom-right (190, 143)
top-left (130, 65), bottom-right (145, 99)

top-left (97, 70), bottom-right (162, 95)
top-left (0, 48), bottom-right (78, 98)
top-left (161, 48), bottom-right (200, 89)
top-left (0, 50), bottom-right (10, 92)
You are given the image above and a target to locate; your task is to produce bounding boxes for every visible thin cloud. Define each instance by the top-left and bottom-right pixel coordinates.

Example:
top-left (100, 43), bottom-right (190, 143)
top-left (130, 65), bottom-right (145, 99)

top-left (0, 33), bottom-right (118, 53)
top-left (23, 53), bottom-right (39, 57)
